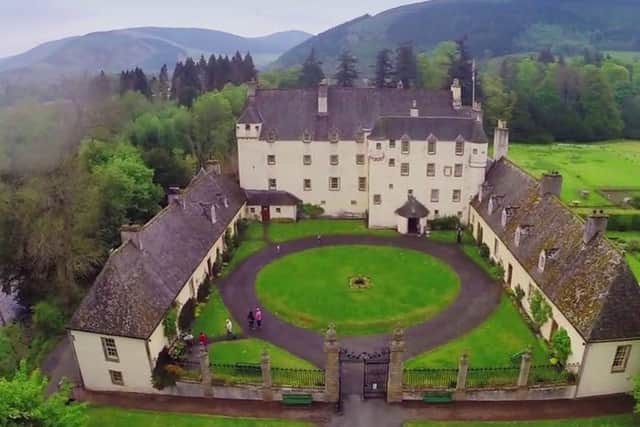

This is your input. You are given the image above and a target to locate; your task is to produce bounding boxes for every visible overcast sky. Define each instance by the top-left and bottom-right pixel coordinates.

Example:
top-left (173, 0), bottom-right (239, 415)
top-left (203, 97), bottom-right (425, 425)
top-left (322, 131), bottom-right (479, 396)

top-left (0, 0), bottom-right (419, 57)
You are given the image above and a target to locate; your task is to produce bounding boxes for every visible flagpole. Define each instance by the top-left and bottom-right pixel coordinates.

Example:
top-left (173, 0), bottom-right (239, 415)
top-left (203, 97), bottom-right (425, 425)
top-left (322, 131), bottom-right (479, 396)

top-left (472, 59), bottom-right (476, 106)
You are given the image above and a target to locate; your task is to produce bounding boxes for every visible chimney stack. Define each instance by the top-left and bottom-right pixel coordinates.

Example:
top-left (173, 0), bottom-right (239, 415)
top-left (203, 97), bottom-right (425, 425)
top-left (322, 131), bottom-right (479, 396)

top-left (493, 120), bottom-right (509, 161)
top-left (584, 210), bottom-right (608, 245)
top-left (210, 204), bottom-right (217, 224)
top-left (120, 224), bottom-right (143, 250)
top-left (318, 79), bottom-right (328, 115)
top-left (167, 187), bottom-right (182, 205)
top-left (205, 160), bottom-right (221, 175)
top-left (247, 79), bottom-right (257, 98)
top-left (540, 171), bottom-right (563, 197)
top-left (451, 79), bottom-right (462, 110)
top-left (410, 100), bottom-right (419, 117)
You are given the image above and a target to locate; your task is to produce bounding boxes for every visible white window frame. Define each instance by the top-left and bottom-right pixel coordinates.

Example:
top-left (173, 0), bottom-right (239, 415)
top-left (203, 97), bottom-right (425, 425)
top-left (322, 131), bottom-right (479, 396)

top-left (303, 155), bottom-right (312, 165)
top-left (373, 194), bottom-right (382, 205)
top-left (455, 141), bottom-right (464, 156)
top-left (454, 163), bottom-right (463, 177)
top-left (400, 163), bottom-right (410, 176)
top-left (101, 337), bottom-right (119, 362)
top-left (611, 345), bottom-right (632, 373)
top-left (430, 189), bottom-right (439, 203)
top-left (389, 158), bottom-right (396, 167)
top-left (427, 141), bottom-right (436, 155)
top-left (356, 154), bottom-right (365, 165)
top-left (358, 177), bottom-right (367, 192)
top-left (426, 163), bottom-right (436, 177)
top-left (303, 179), bottom-right (312, 191)
top-left (443, 166), bottom-right (453, 177)
top-left (267, 155), bottom-right (276, 165)
top-left (329, 177), bottom-right (340, 191)
top-left (453, 189), bottom-right (461, 203)
top-left (401, 140), bottom-right (410, 154)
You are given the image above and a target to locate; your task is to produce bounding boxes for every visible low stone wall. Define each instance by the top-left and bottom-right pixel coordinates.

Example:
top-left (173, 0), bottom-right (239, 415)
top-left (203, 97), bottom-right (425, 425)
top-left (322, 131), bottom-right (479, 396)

top-left (402, 385), bottom-right (577, 401)
top-left (171, 381), bottom-right (327, 401)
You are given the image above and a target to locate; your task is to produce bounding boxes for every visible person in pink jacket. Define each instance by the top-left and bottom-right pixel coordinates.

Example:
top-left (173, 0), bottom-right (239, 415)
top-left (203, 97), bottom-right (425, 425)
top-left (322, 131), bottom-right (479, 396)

top-left (255, 307), bottom-right (263, 329)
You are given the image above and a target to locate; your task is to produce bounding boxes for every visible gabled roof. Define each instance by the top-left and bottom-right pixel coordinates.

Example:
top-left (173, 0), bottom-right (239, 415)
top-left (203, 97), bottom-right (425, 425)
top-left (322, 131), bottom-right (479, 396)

top-left (368, 116), bottom-right (487, 143)
top-left (246, 189), bottom-right (301, 206)
top-left (395, 196), bottom-right (430, 218)
top-left (471, 159), bottom-right (640, 342)
top-left (238, 86), bottom-right (478, 141)
top-left (70, 172), bottom-right (246, 339)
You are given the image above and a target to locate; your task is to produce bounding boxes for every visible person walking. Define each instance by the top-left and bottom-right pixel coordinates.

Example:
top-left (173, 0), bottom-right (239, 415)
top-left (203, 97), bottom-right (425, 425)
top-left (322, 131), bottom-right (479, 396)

top-left (255, 307), bottom-right (263, 329)
top-left (247, 310), bottom-right (255, 330)
top-left (225, 318), bottom-right (233, 338)
top-left (198, 331), bottom-right (208, 348)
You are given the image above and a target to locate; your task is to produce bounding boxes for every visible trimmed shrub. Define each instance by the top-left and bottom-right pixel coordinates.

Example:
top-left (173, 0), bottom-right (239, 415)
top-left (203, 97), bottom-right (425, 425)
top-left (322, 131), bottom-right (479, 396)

top-left (430, 216), bottom-right (460, 231)
top-left (197, 281), bottom-right (211, 302)
top-left (530, 290), bottom-right (552, 328)
top-left (32, 302), bottom-right (65, 336)
top-left (152, 347), bottom-right (178, 389)
top-left (302, 203), bottom-right (324, 218)
top-left (164, 304), bottom-right (178, 339)
top-left (551, 327), bottom-right (572, 364)
top-left (178, 298), bottom-right (196, 332)
top-left (479, 243), bottom-right (491, 259)
top-left (513, 285), bottom-right (525, 302)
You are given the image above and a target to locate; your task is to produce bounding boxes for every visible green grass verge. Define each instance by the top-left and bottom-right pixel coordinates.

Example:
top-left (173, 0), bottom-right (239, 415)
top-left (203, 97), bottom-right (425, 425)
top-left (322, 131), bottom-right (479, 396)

top-left (404, 415), bottom-right (637, 427)
top-left (223, 223), bottom-right (267, 276)
top-left (192, 288), bottom-right (240, 338)
top-left (405, 297), bottom-right (548, 368)
top-left (210, 338), bottom-right (316, 368)
top-left (268, 219), bottom-right (397, 242)
top-left (606, 231), bottom-right (640, 281)
top-left (86, 407), bottom-right (313, 427)
top-left (508, 141), bottom-right (640, 209)
top-left (627, 255), bottom-right (640, 281)
top-left (256, 245), bottom-right (460, 336)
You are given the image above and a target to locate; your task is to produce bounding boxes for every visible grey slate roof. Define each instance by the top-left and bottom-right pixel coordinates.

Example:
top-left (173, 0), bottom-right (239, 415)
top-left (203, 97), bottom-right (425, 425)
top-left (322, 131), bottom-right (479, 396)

top-left (396, 196), bottom-right (430, 218)
top-left (368, 116), bottom-right (487, 143)
top-left (238, 86), bottom-right (478, 141)
top-left (471, 159), bottom-right (640, 342)
top-left (70, 171), bottom-right (246, 339)
top-left (246, 189), bottom-right (301, 206)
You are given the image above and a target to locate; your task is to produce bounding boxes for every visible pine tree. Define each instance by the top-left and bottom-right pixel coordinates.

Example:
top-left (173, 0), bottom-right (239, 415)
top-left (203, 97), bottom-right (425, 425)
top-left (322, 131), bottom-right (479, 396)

top-left (217, 55), bottom-right (231, 90)
top-left (243, 52), bottom-right (257, 82)
top-left (171, 61), bottom-right (184, 100)
top-left (158, 64), bottom-right (170, 100)
top-left (89, 70), bottom-right (112, 100)
top-left (206, 55), bottom-right (217, 92)
top-left (299, 48), bottom-right (325, 87)
top-left (197, 55), bottom-right (208, 92)
top-left (374, 49), bottom-right (394, 88)
top-left (133, 67), bottom-right (151, 98)
top-left (230, 51), bottom-right (244, 84)
top-left (448, 37), bottom-right (474, 104)
top-left (334, 50), bottom-right (359, 87)
top-left (395, 43), bottom-right (417, 89)
top-left (178, 58), bottom-right (201, 107)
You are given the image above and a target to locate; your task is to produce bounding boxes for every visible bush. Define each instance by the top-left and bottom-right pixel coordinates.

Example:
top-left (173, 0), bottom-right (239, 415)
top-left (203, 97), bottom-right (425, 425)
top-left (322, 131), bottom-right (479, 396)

top-left (163, 304), bottom-right (178, 339)
top-left (32, 302), bottom-right (65, 336)
top-left (302, 203), bottom-right (324, 218)
top-left (0, 323), bottom-right (28, 378)
top-left (430, 216), bottom-right (460, 231)
top-left (152, 347), bottom-right (178, 390)
top-left (212, 257), bottom-right (223, 277)
top-left (530, 290), bottom-right (552, 328)
top-left (551, 327), bottom-right (572, 364)
top-left (627, 240), bottom-right (640, 254)
top-left (222, 249), bottom-right (233, 263)
top-left (513, 285), bottom-right (525, 302)
top-left (604, 214), bottom-right (640, 232)
top-left (479, 243), bottom-right (490, 259)
top-left (197, 281), bottom-right (211, 302)
top-left (168, 340), bottom-right (187, 360)
top-left (178, 298), bottom-right (196, 332)
top-left (224, 229), bottom-right (235, 250)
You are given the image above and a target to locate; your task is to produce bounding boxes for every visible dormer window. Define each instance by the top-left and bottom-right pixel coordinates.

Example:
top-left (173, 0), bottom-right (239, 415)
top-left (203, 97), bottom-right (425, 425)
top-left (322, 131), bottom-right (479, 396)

top-left (329, 128), bottom-right (340, 143)
top-left (488, 195), bottom-right (503, 215)
top-left (355, 130), bottom-right (365, 144)
top-left (302, 130), bottom-right (312, 143)
top-left (501, 209), bottom-right (508, 227)
top-left (501, 206), bottom-right (519, 227)
top-left (245, 124), bottom-right (251, 131)
top-left (515, 224), bottom-right (532, 247)
top-left (538, 251), bottom-right (546, 272)
top-left (266, 129), bottom-right (277, 143)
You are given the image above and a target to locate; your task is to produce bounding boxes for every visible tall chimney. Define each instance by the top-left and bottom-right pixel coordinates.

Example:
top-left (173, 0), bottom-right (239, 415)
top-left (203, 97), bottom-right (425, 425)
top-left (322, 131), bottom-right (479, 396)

top-left (410, 100), bottom-right (419, 117)
top-left (120, 224), bottom-right (143, 250)
top-left (584, 210), bottom-right (608, 244)
top-left (318, 79), bottom-right (328, 115)
top-left (451, 79), bottom-right (462, 110)
top-left (167, 187), bottom-right (182, 205)
top-left (210, 204), bottom-right (217, 224)
top-left (493, 120), bottom-right (509, 161)
top-left (540, 171), bottom-right (563, 197)
top-left (247, 79), bottom-right (257, 98)
top-left (205, 160), bottom-right (221, 175)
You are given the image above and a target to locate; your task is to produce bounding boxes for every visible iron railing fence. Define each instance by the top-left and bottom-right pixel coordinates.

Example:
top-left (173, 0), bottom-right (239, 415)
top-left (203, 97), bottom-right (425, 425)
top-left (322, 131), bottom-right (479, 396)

top-left (272, 367), bottom-right (325, 388)
top-left (403, 368), bottom-right (459, 390)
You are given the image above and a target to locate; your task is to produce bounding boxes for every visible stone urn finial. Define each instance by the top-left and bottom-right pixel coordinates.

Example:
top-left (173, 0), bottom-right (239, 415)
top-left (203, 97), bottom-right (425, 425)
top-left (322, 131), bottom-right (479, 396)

top-left (325, 323), bottom-right (337, 343)
top-left (392, 325), bottom-right (405, 342)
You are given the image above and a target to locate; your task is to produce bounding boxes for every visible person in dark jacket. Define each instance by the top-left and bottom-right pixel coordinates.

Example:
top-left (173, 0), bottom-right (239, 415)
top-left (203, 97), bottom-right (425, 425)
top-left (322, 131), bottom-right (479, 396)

top-left (248, 310), bottom-right (255, 330)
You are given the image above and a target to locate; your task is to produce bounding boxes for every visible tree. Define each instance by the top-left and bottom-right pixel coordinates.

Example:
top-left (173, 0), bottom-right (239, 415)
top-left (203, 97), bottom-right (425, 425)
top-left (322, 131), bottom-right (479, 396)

top-left (242, 52), bottom-right (257, 83)
top-left (422, 41), bottom-right (457, 90)
top-left (579, 66), bottom-right (624, 140)
top-left (395, 43), bottom-right (417, 88)
top-left (537, 48), bottom-right (555, 64)
top-left (190, 92), bottom-right (234, 167)
top-left (448, 37), bottom-right (474, 104)
top-left (374, 49), bottom-right (394, 88)
top-left (89, 71), bottom-right (112, 101)
top-left (551, 327), bottom-right (572, 364)
top-left (299, 48), bottom-right (325, 87)
top-left (0, 361), bottom-right (87, 426)
top-left (157, 64), bottom-right (170, 101)
top-left (259, 67), bottom-right (302, 89)
top-left (482, 74), bottom-right (515, 134)
top-left (0, 323), bottom-right (28, 379)
top-left (334, 50), bottom-right (359, 87)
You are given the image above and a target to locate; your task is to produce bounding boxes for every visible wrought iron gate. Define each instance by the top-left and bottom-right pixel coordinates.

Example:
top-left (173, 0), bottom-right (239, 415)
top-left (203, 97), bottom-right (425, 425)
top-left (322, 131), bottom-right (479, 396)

top-left (339, 347), bottom-right (390, 400)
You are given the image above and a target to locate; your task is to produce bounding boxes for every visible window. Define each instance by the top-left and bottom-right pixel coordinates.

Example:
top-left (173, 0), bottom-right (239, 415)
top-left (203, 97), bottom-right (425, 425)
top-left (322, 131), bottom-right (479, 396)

top-left (426, 163), bottom-right (435, 177)
top-left (330, 155), bottom-right (339, 165)
top-left (303, 155), bottom-right (312, 165)
top-left (434, 209), bottom-right (440, 217)
top-left (538, 251), bottom-right (546, 272)
top-left (494, 238), bottom-right (500, 257)
top-left (400, 163), bottom-right (410, 176)
top-left (358, 177), bottom-right (367, 192)
top-left (427, 140), bottom-right (436, 155)
top-left (457, 211), bottom-right (463, 218)
top-left (350, 200), bottom-right (357, 205)
top-left (244, 124), bottom-right (250, 131)
top-left (303, 179), bottom-right (312, 191)
top-left (109, 370), bottom-right (124, 386)
top-left (443, 166), bottom-right (453, 176)
top-left (388, 183), bottom-right (394, 189)
top-left (320, 200), bottom-right (326, 205)
top-left (376, 142), bottom-right (382, 150)
top-left (268, 179), bottom-right (277, 190)
top-left (611, 345), bottom-right (632, 372)
top-left (401, 140), bottom-right (410, 154)
top-left (408, 189), bottom-right (413, 196)
top-left (267, 155), bottom-right (276, 165)
top-left (389, 139), bottom-right (396, 148)
top-left (455, 140), bottom-right (464, 156)
top-left (101, 337), bottom-right (119, 362)
top-left (473, 148), bottom-right (478, 155)
top-left (356, 154), bottom-right (365, 165)
top-left (388, 158), bottom-right (396, 167)
top-left (454, 163), bottom-right (463, 177)
top-left (453, 189), bottom-right (461, 202)
top-left (275, 207), bottom-right (281, 213)
top-left (373, 194), bottom-right (382, 205)
top-left (430, 189), bottom-right (439, 202)
top-left (250, 207), bottom-right (255, 213)
top-left (329, 177), bottom-right (340, 191)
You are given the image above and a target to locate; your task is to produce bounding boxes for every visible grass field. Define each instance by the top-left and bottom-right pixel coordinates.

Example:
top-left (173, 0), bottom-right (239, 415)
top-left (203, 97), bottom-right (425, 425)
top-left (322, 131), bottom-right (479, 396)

top-left (256, 245), bottom-right (460, 336)
top-left (210, 338), bottom-right (315, 368)
top-left (224, 223), bottom-right (266, 274)
top-left (404, 414), bottom-right (637, 427)
top-left (192, 288), bottom-right (239, 338)
top-left (508, 141), bottom-right (640, 208)
top-left (86, 407), bottom-right (313, 427)
top-left (607, 231), bottom-right (640, 280)
top-left (405, 296), bottom-right (548, 368)
top-left (268, 219), bottom-right (397, 242)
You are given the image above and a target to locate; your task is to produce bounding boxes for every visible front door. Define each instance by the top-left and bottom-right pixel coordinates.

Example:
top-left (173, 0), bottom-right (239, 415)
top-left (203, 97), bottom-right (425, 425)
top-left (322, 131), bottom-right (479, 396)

top-left (261, 206), bottom-right (270, 222)
top-left (407, 217), bottom-right (419, 234)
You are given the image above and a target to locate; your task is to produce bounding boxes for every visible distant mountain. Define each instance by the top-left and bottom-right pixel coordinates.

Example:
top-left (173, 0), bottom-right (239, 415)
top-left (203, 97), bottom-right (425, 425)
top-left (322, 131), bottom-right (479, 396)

top-left (272, 0), bottom-right (640, 73)
top-left (0, 27), bottom-right (312, 82)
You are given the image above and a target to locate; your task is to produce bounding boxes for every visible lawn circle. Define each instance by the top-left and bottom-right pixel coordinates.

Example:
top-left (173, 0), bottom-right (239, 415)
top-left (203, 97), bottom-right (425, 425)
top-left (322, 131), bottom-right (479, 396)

top-left (255, 245), bottom-right (461, 336)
